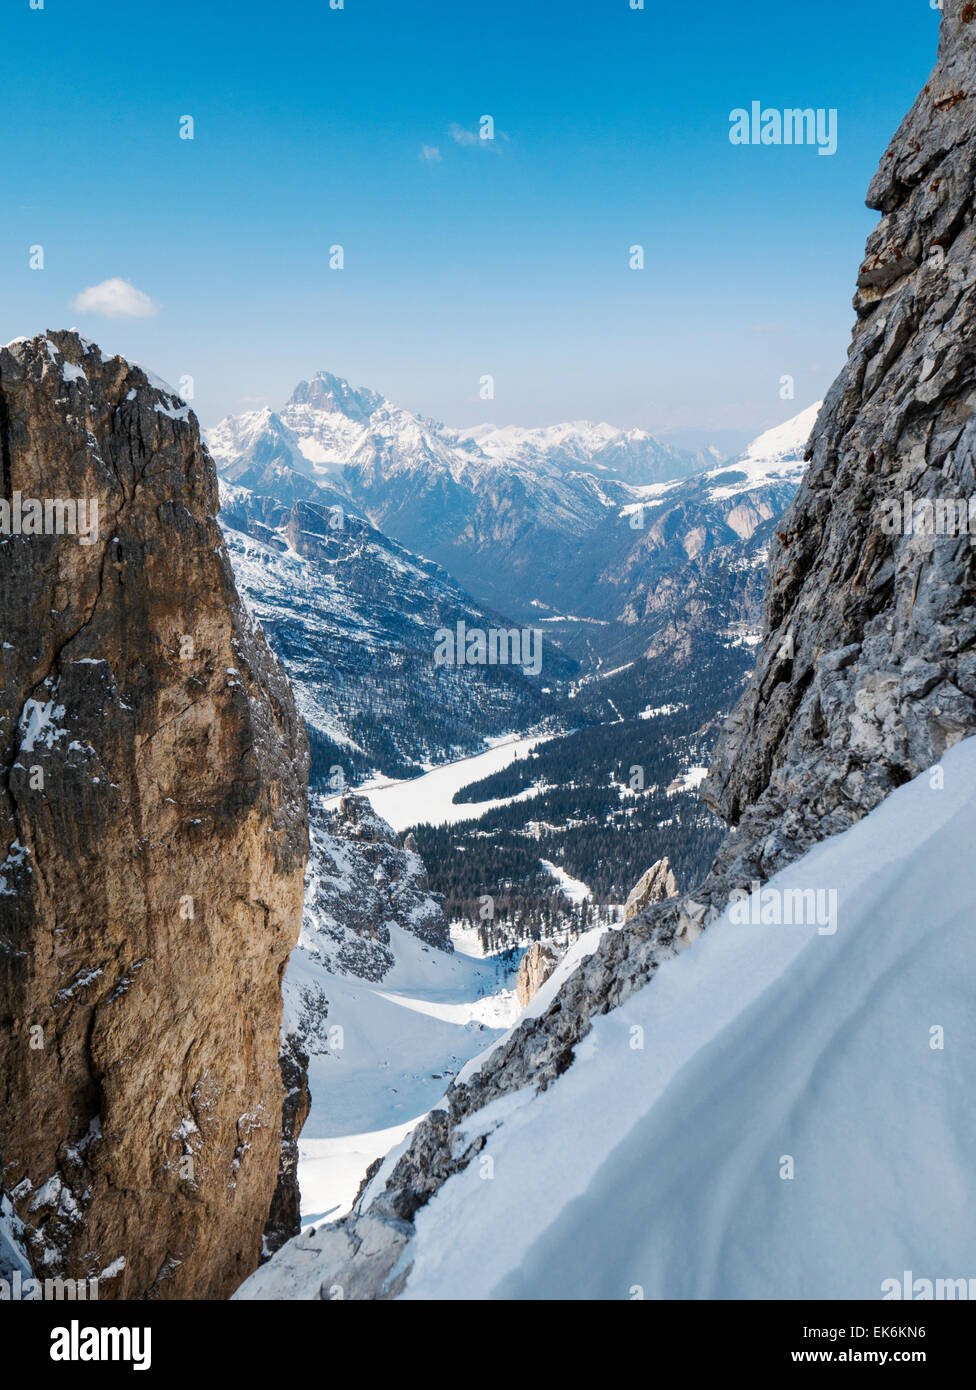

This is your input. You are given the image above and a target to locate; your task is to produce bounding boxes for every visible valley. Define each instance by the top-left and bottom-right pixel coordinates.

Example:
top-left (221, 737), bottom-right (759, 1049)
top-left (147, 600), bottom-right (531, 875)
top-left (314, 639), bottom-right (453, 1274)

top-left (213, 374), bottom-right (818, 951)
top-left (5, 0), bottom-right (973, 1322)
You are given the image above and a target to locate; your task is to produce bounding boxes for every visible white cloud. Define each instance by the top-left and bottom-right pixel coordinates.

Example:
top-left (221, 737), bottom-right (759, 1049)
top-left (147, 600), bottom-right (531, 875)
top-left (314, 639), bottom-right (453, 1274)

top-left (71, 278), bottom-right (159, 319)
top-left (420, 144), bottom-right (442, 162)
top-left (449, 122), bottom-right (480, 146)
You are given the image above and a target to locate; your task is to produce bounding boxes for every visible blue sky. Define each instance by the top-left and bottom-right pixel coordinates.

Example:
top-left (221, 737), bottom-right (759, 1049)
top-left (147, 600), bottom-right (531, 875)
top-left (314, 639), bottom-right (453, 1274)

top-left (1, 0), bottom-right (940, 437)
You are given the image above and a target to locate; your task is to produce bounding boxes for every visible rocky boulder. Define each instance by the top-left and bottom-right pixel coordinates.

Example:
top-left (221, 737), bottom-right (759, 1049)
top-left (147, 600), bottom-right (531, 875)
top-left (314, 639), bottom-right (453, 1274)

top-left (623, 857), bottom-right (678, 920)
top-left (515, 941), bottom-right (560, 1008)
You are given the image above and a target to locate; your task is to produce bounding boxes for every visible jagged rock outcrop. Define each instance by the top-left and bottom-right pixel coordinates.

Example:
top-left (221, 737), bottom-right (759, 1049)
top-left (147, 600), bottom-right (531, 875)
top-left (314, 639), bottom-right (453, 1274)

top-left (239, 5), bottom-right (976, 1301)
top-left (0, 331), bottom-right (309, 1298)
top-left (298, 792), bottom-right (450, 987)
top-left (622, 857), bottom-right (678, 920)
top-left (263, 1033), bottom-right (312, 1259)
top-left (515, 941), bottom-right (559, 1008)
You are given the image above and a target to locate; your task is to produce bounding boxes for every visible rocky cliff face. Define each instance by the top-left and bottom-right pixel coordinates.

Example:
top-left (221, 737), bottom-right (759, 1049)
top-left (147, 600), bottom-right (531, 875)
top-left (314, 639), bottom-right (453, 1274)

top-left (701, 2), bottom-right (976, 894)
top-left (0, 331), bottom-right (308, 1298)
top-left (239, 4), bottom-right (976, 1300)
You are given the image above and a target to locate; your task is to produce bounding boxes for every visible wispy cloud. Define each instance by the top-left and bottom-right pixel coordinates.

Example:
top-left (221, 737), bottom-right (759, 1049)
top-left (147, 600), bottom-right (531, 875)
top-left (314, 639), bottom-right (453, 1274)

top-left (449, 122), bottom-right (481, 147)
top-left (420, 144), bottom-right (442, 162)
top-left (71, 277), bottom-right (159, 319)
top-left (449, 121), bottom-right (508, 148)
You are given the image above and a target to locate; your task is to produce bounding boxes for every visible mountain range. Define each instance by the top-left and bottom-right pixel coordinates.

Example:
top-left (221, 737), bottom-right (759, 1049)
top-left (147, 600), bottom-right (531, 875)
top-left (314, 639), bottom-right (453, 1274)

top-left (209, 375), bottom-right (741, 619)
top-left (211, 372), bottom-right (818, 661)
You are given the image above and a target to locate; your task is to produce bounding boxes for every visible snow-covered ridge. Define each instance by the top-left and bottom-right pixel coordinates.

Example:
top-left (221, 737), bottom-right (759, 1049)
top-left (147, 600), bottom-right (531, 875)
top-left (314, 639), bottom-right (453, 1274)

top-left (703, 400), bottom-right (822, 500)
top-left (619, 402), bottom-right (821, 515)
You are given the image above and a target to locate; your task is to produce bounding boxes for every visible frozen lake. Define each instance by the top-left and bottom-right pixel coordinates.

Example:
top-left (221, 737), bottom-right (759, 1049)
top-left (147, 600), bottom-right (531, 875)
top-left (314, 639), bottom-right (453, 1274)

top-left (329, 731), bottom-right (552, 832)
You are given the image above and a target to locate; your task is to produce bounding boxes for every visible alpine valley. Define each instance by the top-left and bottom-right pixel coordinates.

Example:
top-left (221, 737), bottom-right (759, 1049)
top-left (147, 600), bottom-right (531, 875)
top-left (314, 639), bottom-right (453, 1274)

top-left (211, 380), bottom-right (819, 938)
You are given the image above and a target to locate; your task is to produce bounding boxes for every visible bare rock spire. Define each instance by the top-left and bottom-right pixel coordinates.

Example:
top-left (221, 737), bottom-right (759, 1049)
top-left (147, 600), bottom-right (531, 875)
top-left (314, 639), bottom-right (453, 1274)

top-left (0, 331), bottom-right (308, 1299)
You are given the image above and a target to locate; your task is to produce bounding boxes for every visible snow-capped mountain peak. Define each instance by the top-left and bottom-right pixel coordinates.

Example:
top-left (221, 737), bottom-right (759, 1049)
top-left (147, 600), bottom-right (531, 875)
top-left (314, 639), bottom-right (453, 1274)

top-left (210, 374), bottom-right (711, 496)
top-left (288, 370), bottom-right (385, 423)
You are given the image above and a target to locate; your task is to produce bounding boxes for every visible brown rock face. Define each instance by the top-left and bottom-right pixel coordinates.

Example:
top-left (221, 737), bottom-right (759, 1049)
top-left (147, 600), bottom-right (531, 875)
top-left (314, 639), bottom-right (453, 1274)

top-left (515, 941), bottom-right (560, 1009)
top-left (0, 331), bottom-right (308, 1299)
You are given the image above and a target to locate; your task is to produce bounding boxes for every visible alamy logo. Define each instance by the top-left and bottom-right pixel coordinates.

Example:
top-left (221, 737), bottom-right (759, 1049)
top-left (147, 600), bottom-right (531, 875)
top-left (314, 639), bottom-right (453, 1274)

top-left (729, 102), bottom-right (838, 156)
top-left (0, 492), bottom-right (99, 545)
top-left (50, 1320), bottom-right (151, 1371)
top-left (728, 881), bottom-right (838, 935)
top-left (0, 1271), bottom-right (97, 1301)
top-left (433, 621), bottom-right (543, 677)
top-left (879, 492), bottom-right (976, 539)
top-left (882, 1271), bottom-right (976, 1300)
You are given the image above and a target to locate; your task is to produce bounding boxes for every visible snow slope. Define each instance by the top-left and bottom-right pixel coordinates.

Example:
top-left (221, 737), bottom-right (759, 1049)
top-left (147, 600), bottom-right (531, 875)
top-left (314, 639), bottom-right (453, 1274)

top-left (393, 736), bottom-right (976, 1299)
top-left (292, 924), bottom-right (517, 1144)
top-left (283, 794), bottom-right (521, 1225)
top-left (540, 858), bottom-right (591, 904)
top-left (292, 926), bottom-right (519, 1223)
